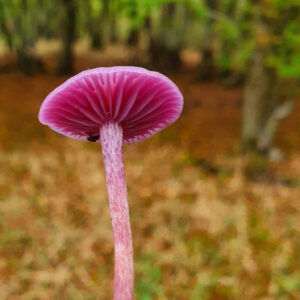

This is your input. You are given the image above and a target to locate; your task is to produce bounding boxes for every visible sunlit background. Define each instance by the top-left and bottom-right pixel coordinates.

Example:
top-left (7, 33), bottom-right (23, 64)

top-left (0, 0), bottom-right (300, 299)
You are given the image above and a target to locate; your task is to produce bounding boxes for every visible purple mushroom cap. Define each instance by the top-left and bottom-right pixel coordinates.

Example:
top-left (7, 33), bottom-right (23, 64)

top-left (38, 66), bottom-right (183, 300)
top-left (39, 66), bottom-right (183, 144)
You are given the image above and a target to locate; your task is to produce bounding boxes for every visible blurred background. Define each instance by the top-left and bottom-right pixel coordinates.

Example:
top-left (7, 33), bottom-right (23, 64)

top-left (0, 0), bottom-right (300, 299)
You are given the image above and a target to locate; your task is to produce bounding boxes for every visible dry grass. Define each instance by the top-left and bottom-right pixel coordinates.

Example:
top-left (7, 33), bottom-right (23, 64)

top-left (0, 47), bottom-right (300, 299)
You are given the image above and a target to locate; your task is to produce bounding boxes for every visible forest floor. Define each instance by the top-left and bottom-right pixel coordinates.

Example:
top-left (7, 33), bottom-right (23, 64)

top-left (0, 44), bottom-right (300, 299)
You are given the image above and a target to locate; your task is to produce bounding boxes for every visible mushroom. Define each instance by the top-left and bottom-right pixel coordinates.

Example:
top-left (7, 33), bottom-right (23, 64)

top-left (38, 66), bottom-right (183, 299)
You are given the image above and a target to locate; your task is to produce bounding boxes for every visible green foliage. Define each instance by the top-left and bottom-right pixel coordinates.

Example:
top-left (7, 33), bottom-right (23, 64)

top-left (214, 19), bottom-right (238, 41)
top-left (232, 40), bottom-right (255, 70)
top-left (270, 0), bottom-right (299, 9)
top-left (0, 0), bottom-right (59, 50)
top-left (1, 229), bottom-right (32, 252)
top-left (118, 0), bottom-right (171, 28)
top-left (135, 253), bottom-right (163, 299)
top-left (276, 273), bottom-right (300, 294)
top-left (1, 0), bottom-right (300, 80)
top-left (190, 270), bottom-right (219, 300)
top-left (269, 19), bottom-right (300, 77)
top-left (185, 0), bottom-right (208, 19)
top-left (90, 0), bottom-right (101, 17)
top-left (188, 0), bottom-right (300, 78)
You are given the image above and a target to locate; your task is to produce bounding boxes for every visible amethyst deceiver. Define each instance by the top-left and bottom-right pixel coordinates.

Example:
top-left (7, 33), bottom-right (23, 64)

top-left (39, 66), bottom-right (183, 300)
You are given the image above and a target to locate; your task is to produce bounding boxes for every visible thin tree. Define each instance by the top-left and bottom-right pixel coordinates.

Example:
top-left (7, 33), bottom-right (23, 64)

top-left (148, 2), bottom-right (187, 71)
top-left (58, 0), bottom-right (76, 75)
top-left (241, 2), bottom-right (297, 154)
top-left (0, 0), bottom-right (44, 74)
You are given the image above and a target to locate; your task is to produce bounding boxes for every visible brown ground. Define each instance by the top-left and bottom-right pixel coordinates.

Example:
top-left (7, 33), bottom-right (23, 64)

top-left (0, 45), bottom-right (299, 299)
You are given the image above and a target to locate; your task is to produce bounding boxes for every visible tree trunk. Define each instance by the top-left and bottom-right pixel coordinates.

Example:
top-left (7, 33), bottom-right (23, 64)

top-left (0, 0), bottom-right (44, 75)
top-left (110, 12), bottom-right (117, 44)
top-left (16, 49), bottom-right (44, 75)
top-left (58, 0), bottom-right (76, 75)
top-left (0, 6), bottom-right (13, 51)
top-left (197, 0), bottom-right (218, 81)
top-left (148, 3), bottom-right (187, 71)
top-left (127, 28), bottom-right (139, 46)
top-left (241, 45), bottom-right (292, 154)
top-left (99, 0), bottom-right (110, 47)
top-left (90, 15), bottom-right (103, 49)
top-left (91, 27), bottom-right (102, 49)
top-left (240, 2), bottom-right (297, 155)
top-left (198, 48), bottom-right (214, 81)
top-left (126, 5), bottom-right (139, 47)
top-left (85, 0), bottom-right (103, 50)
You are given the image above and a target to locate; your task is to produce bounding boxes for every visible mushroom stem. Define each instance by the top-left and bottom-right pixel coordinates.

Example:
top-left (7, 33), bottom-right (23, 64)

top-left (100, 122), bottom-right (134, 300)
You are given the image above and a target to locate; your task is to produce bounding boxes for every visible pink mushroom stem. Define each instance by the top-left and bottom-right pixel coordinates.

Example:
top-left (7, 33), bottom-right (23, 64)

top-left (38, 67), bottom-right (183, 299)
top-left (100, 122), bottom-right (134, 300)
